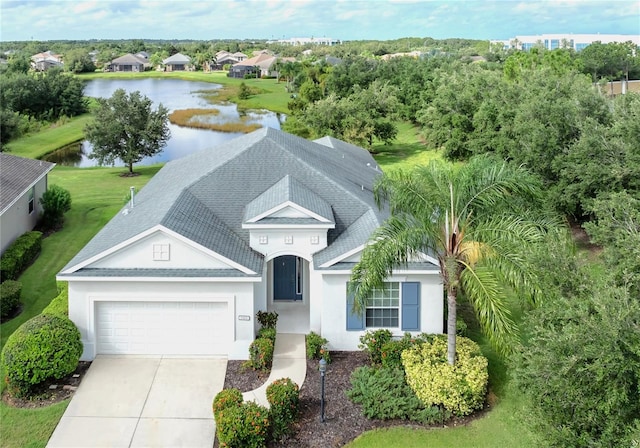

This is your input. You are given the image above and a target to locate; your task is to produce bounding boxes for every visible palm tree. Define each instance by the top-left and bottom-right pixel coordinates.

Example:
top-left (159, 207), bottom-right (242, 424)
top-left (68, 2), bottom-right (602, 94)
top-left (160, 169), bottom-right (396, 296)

top-left (351, 155), bottom-right (554, 365)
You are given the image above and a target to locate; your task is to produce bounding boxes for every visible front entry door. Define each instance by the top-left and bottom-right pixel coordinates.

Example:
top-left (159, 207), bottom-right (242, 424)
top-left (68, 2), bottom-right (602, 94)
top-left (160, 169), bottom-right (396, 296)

top-left (274, 255), bottom-right (303, 301)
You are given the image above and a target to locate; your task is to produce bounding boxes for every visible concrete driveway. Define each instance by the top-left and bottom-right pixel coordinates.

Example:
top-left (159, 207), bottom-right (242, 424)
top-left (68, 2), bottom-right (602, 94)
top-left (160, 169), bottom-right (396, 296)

top-left (47, 356), bottom-right (227, 448)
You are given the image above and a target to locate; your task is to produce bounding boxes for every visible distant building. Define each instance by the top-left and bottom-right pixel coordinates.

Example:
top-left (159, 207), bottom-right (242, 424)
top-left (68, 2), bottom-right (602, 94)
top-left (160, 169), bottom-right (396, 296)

top-left (268, 37), bottom-right (341, 46)
top-left (31, 51), bottom-right (63, 71)
top-left (491, 33), bottom-right (640, 51)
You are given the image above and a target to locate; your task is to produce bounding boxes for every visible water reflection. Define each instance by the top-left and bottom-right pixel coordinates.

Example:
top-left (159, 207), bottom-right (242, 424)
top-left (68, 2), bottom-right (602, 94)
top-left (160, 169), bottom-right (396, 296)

top-left (49, 78), bottom-right (284, 168)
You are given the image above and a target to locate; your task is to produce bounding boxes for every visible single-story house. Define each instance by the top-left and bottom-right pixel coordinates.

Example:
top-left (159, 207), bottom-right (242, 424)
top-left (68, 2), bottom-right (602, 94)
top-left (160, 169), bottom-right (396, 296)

top-left (229, 53), bottom-right (279, 78)
top-left (210, 51), bottom-right (248, 70)
top-left (58, 128), bottom-right (443, 361)
top-left (31, 51), bottom-right (63, 71)
top-left (108, 53), bottom-right (148, 72)
top-left (0, 153), bottom-right (55, 254)
top-left (163, 52), bottom-right (192, 71)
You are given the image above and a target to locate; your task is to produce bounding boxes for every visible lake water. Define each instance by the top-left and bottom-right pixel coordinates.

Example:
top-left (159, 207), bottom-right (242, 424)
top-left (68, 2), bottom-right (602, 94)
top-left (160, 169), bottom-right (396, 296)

top-left (45, 78), bottom-right (284, 167)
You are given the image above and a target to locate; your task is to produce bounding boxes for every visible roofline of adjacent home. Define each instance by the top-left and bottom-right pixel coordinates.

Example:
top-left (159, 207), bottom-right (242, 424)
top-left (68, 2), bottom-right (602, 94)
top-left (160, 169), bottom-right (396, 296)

top-left (55, 275), bottom-right (262, 283)
top-left (60, 224), bottom-right (257, 275)
top-left (0, 164), bottom-right (55, 216)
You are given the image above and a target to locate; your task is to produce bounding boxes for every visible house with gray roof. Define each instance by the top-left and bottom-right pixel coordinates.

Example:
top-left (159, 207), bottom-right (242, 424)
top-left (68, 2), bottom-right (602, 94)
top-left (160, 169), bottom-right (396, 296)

top-left (162, 53), bottom-right (192, 71)
top-left (108, 53), bottom-right (148, 72)
top-left (0, 154), bottom-right (55, 254)
top-left (58, 128), bottom-right (442, 360)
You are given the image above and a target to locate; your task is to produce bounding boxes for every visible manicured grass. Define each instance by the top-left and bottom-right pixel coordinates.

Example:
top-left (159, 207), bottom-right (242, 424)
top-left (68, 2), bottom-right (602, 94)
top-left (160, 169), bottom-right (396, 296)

top-left (2, 114), bottom-right (92, 160)
top-left (373, 121), bottom-right (443, 170)
top-left (0, 401), bottom-right (70, 448)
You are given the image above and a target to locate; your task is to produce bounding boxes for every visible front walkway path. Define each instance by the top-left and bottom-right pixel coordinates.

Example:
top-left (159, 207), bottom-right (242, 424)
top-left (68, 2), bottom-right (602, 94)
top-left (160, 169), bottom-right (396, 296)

top-left (243, 333), bottom-right (307, 408)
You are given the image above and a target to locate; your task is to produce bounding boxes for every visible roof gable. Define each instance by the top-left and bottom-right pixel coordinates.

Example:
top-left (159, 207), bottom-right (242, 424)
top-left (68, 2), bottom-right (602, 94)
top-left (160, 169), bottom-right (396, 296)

top-left (0, 153), bottom-right (55, 214)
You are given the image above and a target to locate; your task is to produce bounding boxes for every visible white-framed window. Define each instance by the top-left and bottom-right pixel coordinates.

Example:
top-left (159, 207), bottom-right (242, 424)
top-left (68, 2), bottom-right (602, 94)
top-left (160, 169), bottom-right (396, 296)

top-left (28, 187), bottom-right (35, 214)
top-left (365, 282), bottom-right (400, 328)
top-left (153, 243), bottom-right (170, 261)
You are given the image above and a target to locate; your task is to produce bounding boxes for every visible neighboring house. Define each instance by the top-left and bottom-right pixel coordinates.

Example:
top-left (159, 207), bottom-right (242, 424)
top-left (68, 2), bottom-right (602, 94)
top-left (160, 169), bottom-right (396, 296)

top-left (31, 51), bottom-right (63, 71)
top-left (0, 154), bottom-right (55, 254)
top-left (108, 53), bottom-right (147, 72)
top-left (229, 53), bottom-right (279, 78)
top-left (163, 52), bottom-right (192, 71)
top-left (210, 51), bottom-right (249, 70)
top-left (58, 128), bottom-right (443, 361)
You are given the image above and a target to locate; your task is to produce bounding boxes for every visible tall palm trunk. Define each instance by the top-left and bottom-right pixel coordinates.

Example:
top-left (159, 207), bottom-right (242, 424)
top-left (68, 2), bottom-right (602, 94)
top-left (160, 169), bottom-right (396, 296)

top-left (447, 290), bottom-right (457, 365)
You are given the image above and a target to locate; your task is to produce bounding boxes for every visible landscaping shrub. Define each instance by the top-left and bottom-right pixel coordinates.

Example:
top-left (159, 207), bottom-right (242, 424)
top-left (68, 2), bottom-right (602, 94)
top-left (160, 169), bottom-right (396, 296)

top-left (358, 329), bottom-right (392, 365)
top-left (347, 366), bottom-right (449, 424)
top-left (257, 326), bottom-right (276, 342)
top-left (0, 231), bottom-right (42, 281)
top-left (266, 377), bottom-right (299, 440)
top-left (380, 333), bottom-right (433, 369)
top-left (2, 313), bottom-right (83, 397)
top-left (41, 281), bottom-right (69, 316)
top-left (216, 400), bottom-right (270, 448)
top-left (0, 280), bottom-right (22, 319)
top-left (256, 310), bottom-right (278, 329)
top-left (456, 317), bottom-right (468, 336)
top-left (39, 184), bottom-right (71, 230)
top-left (212, 388), bottom-right (244, 422)
top-left (247, 336), bottom-right (274, 371)
top-left (402, 335), bottom-right (488, 417)
top-left (305, 331), bottom-right (330, 363)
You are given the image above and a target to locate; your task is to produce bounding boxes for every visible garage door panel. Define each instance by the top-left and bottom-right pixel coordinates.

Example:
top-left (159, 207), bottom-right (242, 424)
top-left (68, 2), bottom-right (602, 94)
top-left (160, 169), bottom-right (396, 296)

top-left (96, 301), bottom-right (230, 356)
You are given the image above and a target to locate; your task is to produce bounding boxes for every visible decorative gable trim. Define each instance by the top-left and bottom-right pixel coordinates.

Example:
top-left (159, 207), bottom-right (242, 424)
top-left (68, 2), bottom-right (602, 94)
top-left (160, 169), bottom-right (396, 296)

top-left (245, 200), bottom-right (333, 224)
top-left (319, 244), bottom-right (366, 268)
top-left (60, 225), bottom-right (257, 275)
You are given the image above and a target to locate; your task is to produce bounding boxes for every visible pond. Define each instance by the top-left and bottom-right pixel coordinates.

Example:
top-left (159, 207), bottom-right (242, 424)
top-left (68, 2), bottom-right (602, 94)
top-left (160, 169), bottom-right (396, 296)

top-left (44, 78), bottom-right (284, 167)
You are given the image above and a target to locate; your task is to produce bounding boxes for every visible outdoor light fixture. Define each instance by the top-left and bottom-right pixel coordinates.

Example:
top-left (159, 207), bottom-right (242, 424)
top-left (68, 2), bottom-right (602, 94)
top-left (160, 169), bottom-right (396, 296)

top-left (319, 358), bottom-right (327, 423)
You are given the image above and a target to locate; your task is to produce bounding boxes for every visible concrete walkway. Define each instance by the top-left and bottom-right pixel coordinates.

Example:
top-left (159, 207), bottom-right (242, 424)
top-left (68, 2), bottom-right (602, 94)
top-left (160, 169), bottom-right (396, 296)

top-left (47, 356), bottom-right (227, 448)
top-left (243, 333), bottom-right (307, 408)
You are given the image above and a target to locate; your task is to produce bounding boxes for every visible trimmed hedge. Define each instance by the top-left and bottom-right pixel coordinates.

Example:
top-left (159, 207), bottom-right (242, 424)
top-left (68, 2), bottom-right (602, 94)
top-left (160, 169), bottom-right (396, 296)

top-left (213, 388), bottom-right (244, 422)
top-left (257, 326), bottom-right (276, 342)
top-left (41, 281), bottom-right (69, 316)
top-left (402, 335), bottom-right (488, 416)
top-left (0, 231), bottom-right (42, 281)
top-left (305, 331), bottom-right (331, 363)
top-left (247, 337), bottom-right (274, 372)
top-left (216, 400), bottom-right (270, 448)
top-left (2, 313), bottom-right (83, 397)
top-left (0, 280), bottom-right (22, 319)
top-left (380, 333), bottom-right (433, 370)
top-left (266, 378), bottom-right (299, 440)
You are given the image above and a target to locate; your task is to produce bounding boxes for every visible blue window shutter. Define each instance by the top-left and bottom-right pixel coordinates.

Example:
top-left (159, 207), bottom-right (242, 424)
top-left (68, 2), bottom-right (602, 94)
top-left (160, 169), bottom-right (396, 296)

top-left (401, 282), bottom-right (420, 331)
top-left (346, 284), bottom-right (365, 331)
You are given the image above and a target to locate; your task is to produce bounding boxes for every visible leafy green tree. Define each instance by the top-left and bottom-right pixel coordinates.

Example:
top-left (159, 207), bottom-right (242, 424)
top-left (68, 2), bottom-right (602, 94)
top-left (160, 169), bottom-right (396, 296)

top-left (85, 89), bottom-right (170, 174)
top-left (63, 48), bottom-right (95, 73)
top-left (512, 283), bottom-right (640, 447)
top-left (238, 82), bottom-right (251, 100)
top-left (579, 41), bottom-right (638, 81)
top-left (39, 185), bottom-right (71, 230)
top-left (351, 156), bottom-right (553, 364)
top-left (584, 191), bottom-right (640, 296)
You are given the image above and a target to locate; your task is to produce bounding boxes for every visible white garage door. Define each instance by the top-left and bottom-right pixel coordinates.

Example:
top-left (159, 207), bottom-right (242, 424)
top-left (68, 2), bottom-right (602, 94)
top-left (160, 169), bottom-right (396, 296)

top-left (95, 301), bottom-right (231, 355)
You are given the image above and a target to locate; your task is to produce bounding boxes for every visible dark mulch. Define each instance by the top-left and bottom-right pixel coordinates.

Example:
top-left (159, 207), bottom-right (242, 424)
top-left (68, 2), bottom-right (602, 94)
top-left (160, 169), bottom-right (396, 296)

top-left (223, 352), bottom-right (433, 448)
top-left (1, 361), bottom-right (91, 408)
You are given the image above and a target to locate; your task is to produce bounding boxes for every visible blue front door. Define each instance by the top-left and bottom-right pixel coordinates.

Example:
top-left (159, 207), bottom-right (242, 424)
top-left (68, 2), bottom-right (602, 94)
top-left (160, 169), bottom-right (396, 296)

top-left (274, 255), bottom-right (303, 301)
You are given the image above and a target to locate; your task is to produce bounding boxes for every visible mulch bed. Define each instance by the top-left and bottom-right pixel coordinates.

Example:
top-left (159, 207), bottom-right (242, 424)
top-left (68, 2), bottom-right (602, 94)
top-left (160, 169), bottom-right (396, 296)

top-left (224, 351), bottom-right (446, 448)
top-left (1, 361), bottom-right (91, 409)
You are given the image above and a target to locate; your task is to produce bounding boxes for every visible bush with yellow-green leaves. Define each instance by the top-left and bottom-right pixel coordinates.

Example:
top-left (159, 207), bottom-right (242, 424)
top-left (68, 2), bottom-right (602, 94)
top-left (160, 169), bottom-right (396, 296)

top-left (401, 335), bottom-right (488, 416)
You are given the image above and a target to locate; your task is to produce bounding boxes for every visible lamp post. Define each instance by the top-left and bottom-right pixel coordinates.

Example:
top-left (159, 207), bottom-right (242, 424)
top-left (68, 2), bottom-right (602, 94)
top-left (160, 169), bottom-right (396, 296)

top-left (319, 358), bottom-right (327, 423)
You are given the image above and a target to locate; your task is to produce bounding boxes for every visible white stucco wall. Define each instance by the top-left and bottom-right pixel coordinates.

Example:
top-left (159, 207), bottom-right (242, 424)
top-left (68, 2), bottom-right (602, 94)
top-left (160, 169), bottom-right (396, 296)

top-left (0, 176), bottom-right (48, 254)
top-left (249, 228), bottom-right (328, 259)
top-left (67, 280), bottom-right (256, 360)
top-left (91, 231), bottom-right (233, 269)
top-left (320, 272), bottom-right (444, 351)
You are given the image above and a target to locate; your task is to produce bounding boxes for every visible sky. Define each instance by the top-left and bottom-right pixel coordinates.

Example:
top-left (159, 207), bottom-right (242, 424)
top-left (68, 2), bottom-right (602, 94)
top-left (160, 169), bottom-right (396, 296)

top-left (0, 0), bottom-right (638, 42)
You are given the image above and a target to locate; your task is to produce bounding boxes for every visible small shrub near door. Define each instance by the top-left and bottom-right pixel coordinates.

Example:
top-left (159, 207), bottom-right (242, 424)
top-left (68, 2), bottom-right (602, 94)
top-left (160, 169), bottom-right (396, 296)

top-left (0, 280), bottom-right (22, 319)
top-left (257, 326), bottom-right (276, 342)
top-left (1, 314), bottom-right (83, 397)
top-left (266, 378), bottom-right (300, 440)
top-left (256, 310), bottom-right (278, 329)
top-left (358, 329), bottom-right (393, 365)
top-left (247, 337), bottom-right (274, 371)
top-left (402, 335), bottom-right (488, 417)
top-left (305, 331), bottom-right (331, 363)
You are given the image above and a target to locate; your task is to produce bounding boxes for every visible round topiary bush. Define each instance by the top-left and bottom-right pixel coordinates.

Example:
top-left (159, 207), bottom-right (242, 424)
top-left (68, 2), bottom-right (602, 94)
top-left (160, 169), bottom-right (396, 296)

top-left (401, 335), bottom-right (488, 417)
top-left (266, 377), bottom-right (299, 440)
top-left (2, 314), bottom-right (83, 397)
top-left (212, 388), bottom-right (244, 422)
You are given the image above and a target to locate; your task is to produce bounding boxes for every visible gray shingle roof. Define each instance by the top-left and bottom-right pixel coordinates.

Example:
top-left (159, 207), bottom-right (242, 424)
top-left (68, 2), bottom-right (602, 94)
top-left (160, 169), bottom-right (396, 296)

top-left (163, 53), bottom-right (191, 65)
top-left (60, 128), bottom-right (389, 276)
top-left (244, 175), bottom-right (334, 224)
top-left (0, 153), bottom-right (55, 214)
top-left (68, 268), bottom-right (259, 278)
